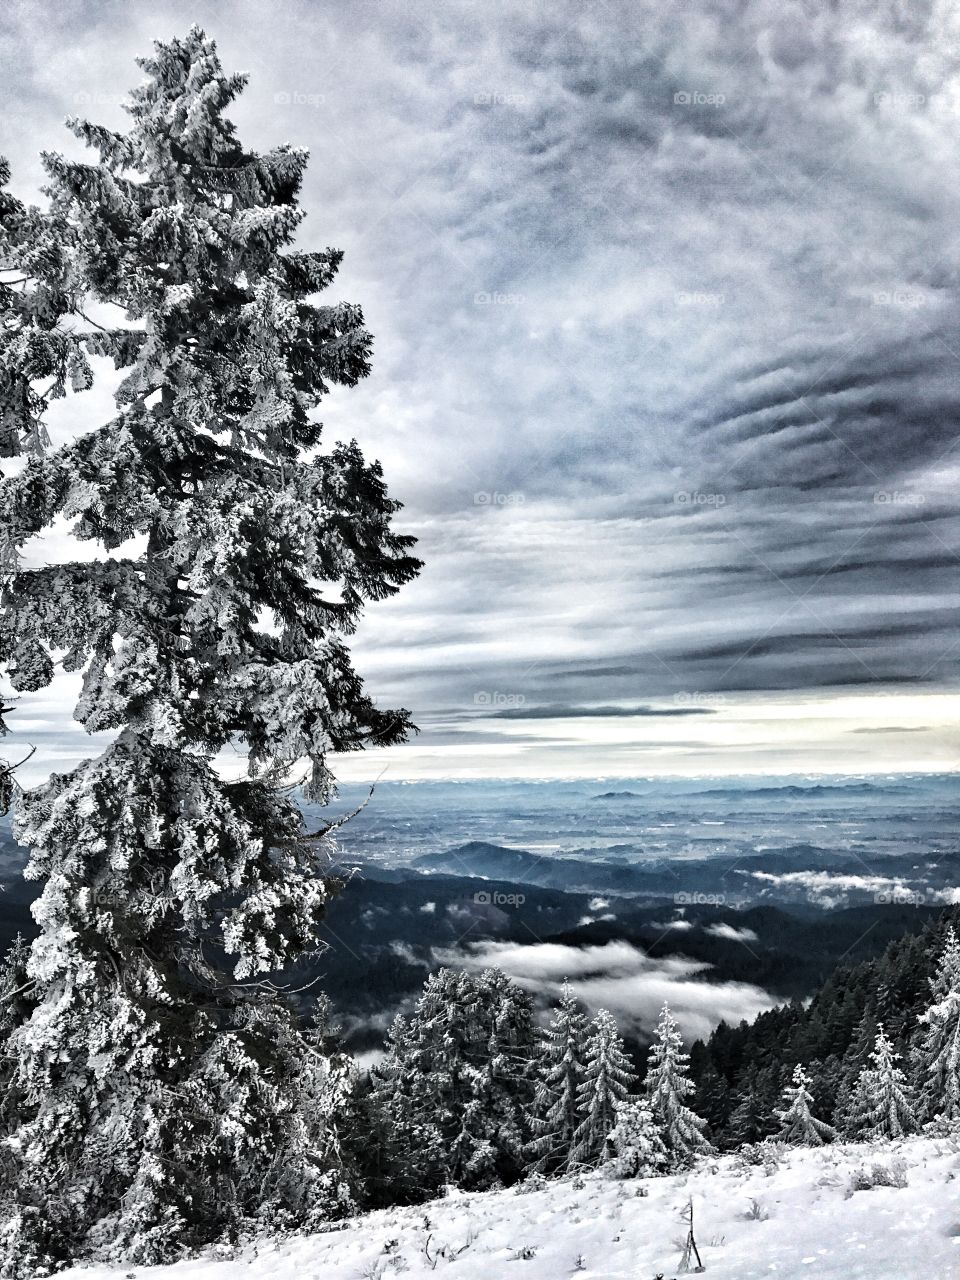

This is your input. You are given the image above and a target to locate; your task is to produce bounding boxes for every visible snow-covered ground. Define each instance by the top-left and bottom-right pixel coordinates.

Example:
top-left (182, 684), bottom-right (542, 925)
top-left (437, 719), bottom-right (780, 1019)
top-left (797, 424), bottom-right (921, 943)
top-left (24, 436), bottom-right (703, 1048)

top-left (67, 1136), bottom-right (960, 1280)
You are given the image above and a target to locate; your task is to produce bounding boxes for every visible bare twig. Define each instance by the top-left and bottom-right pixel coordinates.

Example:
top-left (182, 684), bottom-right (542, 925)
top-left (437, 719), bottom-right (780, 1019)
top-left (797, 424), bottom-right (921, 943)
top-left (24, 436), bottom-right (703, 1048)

top-left (4, 746), bottom-right (36, 773)
top-left (0, 980), bottom-right (35, 1005)
top-left (292, 776), bottom-right (382, 845)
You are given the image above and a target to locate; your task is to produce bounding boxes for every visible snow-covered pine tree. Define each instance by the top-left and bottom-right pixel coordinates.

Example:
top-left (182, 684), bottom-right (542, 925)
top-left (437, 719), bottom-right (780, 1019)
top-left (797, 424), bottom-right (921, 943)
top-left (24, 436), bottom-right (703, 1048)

top-left (375, 968), bottom-right (536, 1195)
top-left (644, 1002), bottom-right (714, 1167)
top-left (0, 155), bottom-right (82, 815)
top-left (0, 154), bottom-right (80, 464)
top-left (453, 967), bottom-right (536, 1189)
top-left (846, 1024), bottom-right (916, 1141)
top-left (0, 28), bottom-right (419, 1269)
top-left (571, 1008), bottom-right (636, 1166)
top-left (914, 924), bottom-right (960, 1125)
top-left (726, 1065), bottom-right (774, 1148)
top-left (526, 980), bottom-right (589, 1175)
top-left (775, 1064), bottom-right (836, 1146)
top-left (340, 1056), bottom-right (415, 1211)
top-left (0, 937), bottom-right (33, 1145)
top-left (468, 967), bottom-right (542, 1187)
top-left (606, 1098), bottom-right (668, 1178)
top-left (371, 1003), bottom-right (448, 1198)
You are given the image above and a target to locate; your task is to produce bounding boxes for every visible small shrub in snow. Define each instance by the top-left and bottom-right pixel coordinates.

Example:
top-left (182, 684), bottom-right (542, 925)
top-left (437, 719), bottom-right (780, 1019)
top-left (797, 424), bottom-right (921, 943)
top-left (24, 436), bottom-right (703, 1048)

top-left (846, 1156), bottom-right (909, 1195)
top-left (736, 1139), bottom-right (786, 1174)
top-left (420, 1229), bottom-right (478, 1269)
top-left (923, 1114), bottom-right (960, 1140)
top-left (744, 1197), bottom-right (769, 1221)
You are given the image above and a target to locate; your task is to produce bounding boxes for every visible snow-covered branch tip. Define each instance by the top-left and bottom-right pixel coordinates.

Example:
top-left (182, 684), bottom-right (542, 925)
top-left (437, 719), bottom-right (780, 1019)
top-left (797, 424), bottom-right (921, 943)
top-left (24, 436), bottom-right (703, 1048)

top-left (0, 745), bottom-right (36, 815)
top-left (294, 779), bottom-right (381, 845)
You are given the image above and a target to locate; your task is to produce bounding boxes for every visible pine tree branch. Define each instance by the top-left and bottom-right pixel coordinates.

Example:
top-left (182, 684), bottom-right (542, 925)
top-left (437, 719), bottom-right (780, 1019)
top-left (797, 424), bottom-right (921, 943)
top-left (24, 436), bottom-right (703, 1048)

top-left (1, 746), bottom-right (35, 773)
top-left (290, 777), bottom-right (380, 845)
top-left (74, 308), bottom-right (115, 334)
top-left (0, 979), bottom-right (35, 1004)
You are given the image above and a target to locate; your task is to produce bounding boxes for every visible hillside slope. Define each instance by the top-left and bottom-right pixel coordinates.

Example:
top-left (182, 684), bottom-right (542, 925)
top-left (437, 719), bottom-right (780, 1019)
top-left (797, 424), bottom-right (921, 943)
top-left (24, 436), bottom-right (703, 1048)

top-left (66, 1135), bottom-right (959, 1279)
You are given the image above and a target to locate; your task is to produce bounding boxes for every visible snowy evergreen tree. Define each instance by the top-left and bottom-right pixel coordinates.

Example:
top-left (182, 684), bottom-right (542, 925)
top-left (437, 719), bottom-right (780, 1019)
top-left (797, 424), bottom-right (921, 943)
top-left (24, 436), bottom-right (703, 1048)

top-left (526, 981), bottom-right (588, 1175)
top-left (374, 969), bottom-right (536, 1195)
top-left (606, 1099), bottom-right (668, 1178)
top-left (644, 1002), bottom-right (713, 1167)
top-left (914, 925), bottom-right (960, 1124)
top-left (0, 155), bottom-right (80, 816)
top-left (0, 155), bottom-right (79, 464)
top-left (0, 28), bottom-right (419, 1269)
top-left (371, 1006), bottom-right (450, 1197)
top-left (846, 1025), bottom-right (916, 1141)
top-left (726, 1065), bottom-right (776, 1148)
top-left (0, 937), bottom-right (33, 1146)
top-left (339, 1061), bottom-right (414, 1211)
top-left (775, 1064), bottom-right (836, 1146)
top-left (452, 968), bottom-right (536, 1188)
top-left (571, 1008), bottom-right (636, 1166)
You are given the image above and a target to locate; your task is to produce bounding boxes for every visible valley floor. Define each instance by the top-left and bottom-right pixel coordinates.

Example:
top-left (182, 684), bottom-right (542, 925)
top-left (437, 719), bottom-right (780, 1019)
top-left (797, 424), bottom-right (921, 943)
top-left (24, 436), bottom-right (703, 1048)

top-left (67, 1136), bottom-right (960, 1280)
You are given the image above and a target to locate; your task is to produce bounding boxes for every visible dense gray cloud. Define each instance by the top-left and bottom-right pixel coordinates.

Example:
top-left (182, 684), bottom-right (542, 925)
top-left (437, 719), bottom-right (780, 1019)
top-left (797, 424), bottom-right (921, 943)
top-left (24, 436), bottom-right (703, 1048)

top-left (1, 0), bottom-right (958, 780)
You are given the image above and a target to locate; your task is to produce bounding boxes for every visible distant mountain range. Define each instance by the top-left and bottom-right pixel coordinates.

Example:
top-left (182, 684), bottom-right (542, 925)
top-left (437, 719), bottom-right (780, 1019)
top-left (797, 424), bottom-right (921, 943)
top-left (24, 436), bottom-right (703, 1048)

top-left (689, 782), bottom-right (913, 799)
top-left (409, 839), bottom-right (956, 903)
top-left (591, 782), bottom-right (912, 801)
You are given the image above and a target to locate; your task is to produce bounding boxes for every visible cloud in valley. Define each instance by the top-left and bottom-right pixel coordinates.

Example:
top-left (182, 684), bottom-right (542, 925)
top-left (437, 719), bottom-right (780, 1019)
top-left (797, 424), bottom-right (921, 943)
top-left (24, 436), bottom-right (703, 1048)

top-left (705, 922), bottom-right (759, 943)
top-left (433, 938), bottom-right (777, 1041)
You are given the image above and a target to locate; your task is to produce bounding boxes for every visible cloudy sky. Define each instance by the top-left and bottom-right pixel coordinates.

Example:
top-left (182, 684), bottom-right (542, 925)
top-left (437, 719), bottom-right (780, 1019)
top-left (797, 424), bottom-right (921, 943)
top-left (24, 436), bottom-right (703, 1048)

top-left (1, 0), bottom-right (958, 781)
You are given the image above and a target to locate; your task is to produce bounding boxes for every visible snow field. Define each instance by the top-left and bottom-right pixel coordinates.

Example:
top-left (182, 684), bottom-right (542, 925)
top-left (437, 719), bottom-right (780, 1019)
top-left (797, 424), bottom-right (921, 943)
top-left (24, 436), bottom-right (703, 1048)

top-left (65, 1135), bottom-right (960, 1280)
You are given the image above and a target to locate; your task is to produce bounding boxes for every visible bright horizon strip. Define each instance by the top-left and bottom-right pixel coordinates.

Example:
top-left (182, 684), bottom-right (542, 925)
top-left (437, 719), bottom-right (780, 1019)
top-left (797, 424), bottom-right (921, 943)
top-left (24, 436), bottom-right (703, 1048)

top-left (3, 681), bottom-right (957, 787)
top-left (328, 689), bottom-right (960, 781)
